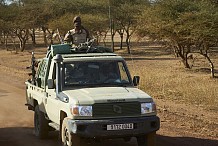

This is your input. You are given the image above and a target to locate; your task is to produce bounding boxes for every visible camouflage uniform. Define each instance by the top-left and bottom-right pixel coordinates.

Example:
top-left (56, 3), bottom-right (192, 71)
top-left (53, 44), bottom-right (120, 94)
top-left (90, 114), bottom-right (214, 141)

top-left (64, 27), bottom-right (89, 46)
top-left (64, 16), bottom-right (90, 46)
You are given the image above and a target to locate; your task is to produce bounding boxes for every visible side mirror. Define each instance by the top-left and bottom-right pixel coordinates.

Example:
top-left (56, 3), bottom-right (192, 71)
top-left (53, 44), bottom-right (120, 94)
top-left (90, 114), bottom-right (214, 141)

top-left (133, 76), bottom-right (140, 86)
top-left (47, 79), bottom-right (55, 89)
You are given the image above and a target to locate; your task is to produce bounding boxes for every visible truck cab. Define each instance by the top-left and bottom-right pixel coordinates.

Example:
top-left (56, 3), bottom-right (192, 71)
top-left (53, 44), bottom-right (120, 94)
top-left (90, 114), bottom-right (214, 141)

top-left (25, 44), bottom-right (160, 146)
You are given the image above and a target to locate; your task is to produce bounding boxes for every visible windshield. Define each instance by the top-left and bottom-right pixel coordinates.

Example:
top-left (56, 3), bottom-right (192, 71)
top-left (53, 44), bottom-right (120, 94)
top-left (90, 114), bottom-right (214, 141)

top-left (64, 61), bottom-right (131, 86)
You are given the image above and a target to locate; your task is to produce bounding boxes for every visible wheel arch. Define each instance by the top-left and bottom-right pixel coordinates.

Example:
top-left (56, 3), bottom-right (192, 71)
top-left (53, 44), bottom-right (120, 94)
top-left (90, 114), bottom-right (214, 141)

top-left (60, 110), bottom-right (67, 133)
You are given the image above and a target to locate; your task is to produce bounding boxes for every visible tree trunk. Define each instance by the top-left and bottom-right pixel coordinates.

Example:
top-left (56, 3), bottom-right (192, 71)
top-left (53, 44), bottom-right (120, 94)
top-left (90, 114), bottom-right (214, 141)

top-left (199, 41), bottom-right (215, 78)
top-left (182, 53), bottom-right (190, 69)
top-left (16, 29), bottom-right (29, 52)
top-left (112, 33), bottom-right (115, 52)
top-left (200, 52), bottom-right (215, 78)
top-left (174, 44), bottom-right (191, 69)
top-left (110, 20), bottom-right (116, 52)
top-left (201, 53), bottom-right (215, 78)
top-left (210, 62), bottom-right (215, 78)
top-left (95, 34), bottom-right (100, 46)
top-left (3, 32), bottom-right (8, 49)
top-left (102, 32), bottom-right (107, 47)
top-left (42, 26), bottom-right (48, 46)
top-left (126, 33), bottom-right (131, 54)
top-left (30, 28), bottom-right (36, 46)
top-left (117, 29), bottom-right (124, 50)
top-left (20, 39), bottom-right (27, 52)
top-left (120, 34), bottom-right (123, 50)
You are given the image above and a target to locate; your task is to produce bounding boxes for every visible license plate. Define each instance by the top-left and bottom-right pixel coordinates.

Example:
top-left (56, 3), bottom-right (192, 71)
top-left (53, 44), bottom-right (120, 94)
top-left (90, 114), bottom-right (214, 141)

top-left (107, 123), bottom-right (134, 130)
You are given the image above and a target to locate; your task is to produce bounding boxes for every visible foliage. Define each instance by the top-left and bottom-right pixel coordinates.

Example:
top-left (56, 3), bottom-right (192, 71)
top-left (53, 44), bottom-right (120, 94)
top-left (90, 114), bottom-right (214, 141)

top-left (0, 0), bottom-right (217, 58)
top-left (109, 0), bottom-right (149, 53)
top-left (137, 0), bottom-right (218, 75)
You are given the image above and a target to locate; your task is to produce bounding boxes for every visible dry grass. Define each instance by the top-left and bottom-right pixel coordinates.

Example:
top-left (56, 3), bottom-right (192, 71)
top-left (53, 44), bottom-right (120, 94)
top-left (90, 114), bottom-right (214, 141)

top-left (121, 46), bottom-right (218, 111)
top-left (135, 67), bottom-right (217, 108)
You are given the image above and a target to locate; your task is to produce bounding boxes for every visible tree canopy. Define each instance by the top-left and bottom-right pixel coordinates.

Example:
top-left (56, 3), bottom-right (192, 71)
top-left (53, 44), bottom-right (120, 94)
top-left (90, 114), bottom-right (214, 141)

top-left (137, 0), bottom-right (218, 71)
top-left (0, 0), bottom-right (217, 57)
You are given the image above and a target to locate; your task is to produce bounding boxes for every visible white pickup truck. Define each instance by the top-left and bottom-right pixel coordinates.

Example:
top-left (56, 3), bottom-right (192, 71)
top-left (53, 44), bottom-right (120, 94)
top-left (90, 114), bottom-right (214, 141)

top-left (25, 44), bottom-right (160, 146)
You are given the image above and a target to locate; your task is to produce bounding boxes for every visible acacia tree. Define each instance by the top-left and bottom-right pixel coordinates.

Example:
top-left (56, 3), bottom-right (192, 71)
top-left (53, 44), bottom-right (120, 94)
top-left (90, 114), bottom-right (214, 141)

top-left (137, 0), bottom-right (196, 68)
top-left (21, 0), bottom-right (51, 45)
top-left (0, 3), bottom-right (19, 49)
top-left (110, 0), bottom-right (148, 53)
top-left (137, 0), bottom-right (218, 77)
top-left (76, 0), bottom-right (111, 46)
top-left (0, 0), bottom-right (54, 50)
top-left (190, 0), bottom-right (218, 77)
top-left (115, 4), bottom-right (139, 53)
top-left (82, 14), bottom-right (109, 44)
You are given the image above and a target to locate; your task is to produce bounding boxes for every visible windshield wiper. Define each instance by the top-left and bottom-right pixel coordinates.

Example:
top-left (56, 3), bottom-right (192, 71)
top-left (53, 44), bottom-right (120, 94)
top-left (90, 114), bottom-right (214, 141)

top-left (99, 83), bottom-right (129, 87)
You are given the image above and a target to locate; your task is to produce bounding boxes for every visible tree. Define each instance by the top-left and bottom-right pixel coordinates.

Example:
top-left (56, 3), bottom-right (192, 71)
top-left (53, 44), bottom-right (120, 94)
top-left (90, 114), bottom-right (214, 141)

top-left (0, 3), bottom-right (18, 49)
top-left (110, 0), bottom-right (148, 53)
top-left (82, 14), bottom-right (109, 44)
top-left (11, 5), bottom-right (31, 51)
top-left (114, 4), bottom-right (138, 53)
top-left (22, 0), bottom-right (50, 45)
top-left (137, 0), bottom-right (218, 77)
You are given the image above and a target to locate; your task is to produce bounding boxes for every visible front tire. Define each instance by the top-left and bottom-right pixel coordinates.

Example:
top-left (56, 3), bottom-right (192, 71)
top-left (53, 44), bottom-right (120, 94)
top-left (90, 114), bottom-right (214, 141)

top-left (61, 118), bottom-right (83, 146)
top-left (34, 105), bottom-right (49, 139)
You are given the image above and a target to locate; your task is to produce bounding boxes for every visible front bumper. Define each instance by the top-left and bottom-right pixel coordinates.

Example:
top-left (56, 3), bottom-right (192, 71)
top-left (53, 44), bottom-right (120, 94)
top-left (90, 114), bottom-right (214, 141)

top-left (67, 116), bottom-right (160, 138)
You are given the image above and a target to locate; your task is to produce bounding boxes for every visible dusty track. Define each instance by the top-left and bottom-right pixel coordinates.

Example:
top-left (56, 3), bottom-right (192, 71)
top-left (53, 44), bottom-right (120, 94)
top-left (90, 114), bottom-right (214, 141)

top-left (0, 49), bottom-right (217, 146)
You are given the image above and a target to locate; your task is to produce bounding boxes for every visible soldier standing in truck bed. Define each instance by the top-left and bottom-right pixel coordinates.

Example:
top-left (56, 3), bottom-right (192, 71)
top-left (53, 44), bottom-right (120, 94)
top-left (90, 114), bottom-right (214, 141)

top-left (64, 16), bottom-right (90, 46)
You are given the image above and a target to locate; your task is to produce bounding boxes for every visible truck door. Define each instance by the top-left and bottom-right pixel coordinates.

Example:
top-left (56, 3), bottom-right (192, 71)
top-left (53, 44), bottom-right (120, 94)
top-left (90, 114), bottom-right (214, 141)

top-left (45, 61), bottom-right (60, 124)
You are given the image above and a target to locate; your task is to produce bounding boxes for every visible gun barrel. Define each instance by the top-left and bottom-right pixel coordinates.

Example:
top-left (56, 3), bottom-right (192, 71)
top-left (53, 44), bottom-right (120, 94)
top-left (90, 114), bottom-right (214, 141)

top-left (57, 28), bottom-right (64, 44)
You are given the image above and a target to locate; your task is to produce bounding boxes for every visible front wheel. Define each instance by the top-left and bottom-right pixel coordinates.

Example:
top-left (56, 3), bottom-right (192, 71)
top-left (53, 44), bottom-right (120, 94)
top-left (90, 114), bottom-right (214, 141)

top-left (34, 105), bottom-right (49, 139)
top-left (137, 132), bottom-right (156, 146)
top-left (61, 118), bottom-right (84, 146)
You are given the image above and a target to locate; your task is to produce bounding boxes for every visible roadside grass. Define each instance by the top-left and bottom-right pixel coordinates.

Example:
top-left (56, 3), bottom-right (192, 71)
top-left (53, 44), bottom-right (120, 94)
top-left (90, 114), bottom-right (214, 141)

top-left (121, 46), bottom-right (218, 111)
top-left (134, 67), bottom-right (217, 109)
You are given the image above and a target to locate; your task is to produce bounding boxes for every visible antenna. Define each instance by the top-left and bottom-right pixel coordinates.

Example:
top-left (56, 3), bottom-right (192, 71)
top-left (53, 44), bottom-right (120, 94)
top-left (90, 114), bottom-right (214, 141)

top-left (108, 0), bottom-right (114, 52)
top-left (129, 45), bottom-right (139, 89)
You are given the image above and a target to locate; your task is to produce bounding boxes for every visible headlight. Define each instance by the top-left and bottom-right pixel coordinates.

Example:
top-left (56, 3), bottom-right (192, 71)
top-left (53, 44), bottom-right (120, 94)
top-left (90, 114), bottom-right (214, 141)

top-left (72, 106), bottom-right (92, 116)
top-left (141, 102), bottom-right (156, 114)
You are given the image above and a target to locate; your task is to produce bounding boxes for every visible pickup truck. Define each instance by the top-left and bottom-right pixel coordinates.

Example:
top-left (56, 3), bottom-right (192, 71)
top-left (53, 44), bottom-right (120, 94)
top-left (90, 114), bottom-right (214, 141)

top-left (25, 43), bottom-right (160, 146)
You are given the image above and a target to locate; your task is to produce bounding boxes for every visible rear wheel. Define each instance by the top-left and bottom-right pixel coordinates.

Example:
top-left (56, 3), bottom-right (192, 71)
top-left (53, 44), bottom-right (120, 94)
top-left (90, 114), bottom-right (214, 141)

top-left (61, 118), bottom-right (84, 146)
top-left (34, 105), bottom-right (49, 139)
top-left (137, 132), bottom-right (156, 146)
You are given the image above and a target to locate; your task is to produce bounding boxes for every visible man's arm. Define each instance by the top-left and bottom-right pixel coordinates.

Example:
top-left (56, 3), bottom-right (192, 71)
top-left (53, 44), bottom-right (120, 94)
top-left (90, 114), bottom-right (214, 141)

top-left (64, 31), bottom-right (73, 43)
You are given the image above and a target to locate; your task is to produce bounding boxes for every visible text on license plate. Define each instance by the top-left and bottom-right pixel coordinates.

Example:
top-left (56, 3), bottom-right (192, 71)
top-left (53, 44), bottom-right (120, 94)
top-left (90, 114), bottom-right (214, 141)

top-left (107, 123), bottom-right (134, 130)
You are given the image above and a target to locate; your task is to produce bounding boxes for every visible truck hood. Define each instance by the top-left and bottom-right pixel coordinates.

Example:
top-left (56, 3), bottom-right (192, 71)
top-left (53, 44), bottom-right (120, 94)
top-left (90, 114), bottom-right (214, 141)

top-left (63, 87), bottom-right (152, 105)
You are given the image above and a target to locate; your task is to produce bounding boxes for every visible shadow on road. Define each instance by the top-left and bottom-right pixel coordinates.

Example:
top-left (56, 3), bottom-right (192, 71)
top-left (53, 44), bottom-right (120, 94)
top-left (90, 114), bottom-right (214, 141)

top-left (0, 127), bottom-right (217, 146)
top-left (0, 127), bottom-right (60, 146)
top-left (156, 135), bottom-right (218, 146)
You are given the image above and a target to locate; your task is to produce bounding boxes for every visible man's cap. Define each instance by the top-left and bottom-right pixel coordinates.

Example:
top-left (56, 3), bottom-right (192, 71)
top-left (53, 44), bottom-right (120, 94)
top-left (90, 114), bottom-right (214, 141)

top-left (73, 16), bottom-right (81, 23)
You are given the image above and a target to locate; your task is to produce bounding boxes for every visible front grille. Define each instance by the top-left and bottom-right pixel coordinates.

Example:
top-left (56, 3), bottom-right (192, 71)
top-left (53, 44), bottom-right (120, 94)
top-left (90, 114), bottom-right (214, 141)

top-left (93, 102), bottom-right (141, 117)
